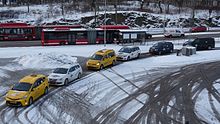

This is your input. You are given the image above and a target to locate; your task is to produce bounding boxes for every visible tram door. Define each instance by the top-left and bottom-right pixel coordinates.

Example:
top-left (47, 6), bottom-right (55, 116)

top-left (68, 32), bottom-right (76, 45)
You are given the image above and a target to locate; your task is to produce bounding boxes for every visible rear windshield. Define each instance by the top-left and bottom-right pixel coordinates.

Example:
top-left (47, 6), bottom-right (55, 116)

top-left (12, 82), bottom-right (32, 91)
top-left (91, 54), bottom-right (103, 60)
top-left (53, 68), bottom-right (68, 74)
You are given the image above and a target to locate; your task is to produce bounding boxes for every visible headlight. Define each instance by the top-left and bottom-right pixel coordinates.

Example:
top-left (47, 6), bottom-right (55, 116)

top-left (96, 63), bottom-right (100, 66)
top-left (57, 78), bottom-right (63, 81)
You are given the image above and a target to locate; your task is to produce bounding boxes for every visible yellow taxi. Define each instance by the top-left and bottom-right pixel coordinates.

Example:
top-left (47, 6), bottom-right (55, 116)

top-left (5, 74), bottom-right (49, 106)
top-left (86, 49), bottom-right (116, 70)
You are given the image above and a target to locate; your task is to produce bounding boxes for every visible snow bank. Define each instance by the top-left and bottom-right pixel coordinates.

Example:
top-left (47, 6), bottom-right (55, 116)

top-left (14, 53), bottom-right (77, 69)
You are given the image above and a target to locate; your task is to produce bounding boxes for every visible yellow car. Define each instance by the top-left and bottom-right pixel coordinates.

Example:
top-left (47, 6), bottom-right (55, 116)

top-left (5, 74), bottom-right (49, 106)
top-left (86, 49), bottom-right (117, 70)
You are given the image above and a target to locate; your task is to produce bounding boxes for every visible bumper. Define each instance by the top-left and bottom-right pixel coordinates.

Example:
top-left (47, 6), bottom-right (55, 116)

top-left (86, 64), bottom-right (100, 70)
top-left (49, 80), bottom-right (64, 86)
top-left (117, 56), bottom-right (127, 61)
top-left (5, 98), bottom-right (28, 106)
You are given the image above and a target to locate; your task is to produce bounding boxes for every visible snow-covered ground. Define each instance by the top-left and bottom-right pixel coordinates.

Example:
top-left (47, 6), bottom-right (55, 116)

top-left (0, 40), bottom-right (220, 123)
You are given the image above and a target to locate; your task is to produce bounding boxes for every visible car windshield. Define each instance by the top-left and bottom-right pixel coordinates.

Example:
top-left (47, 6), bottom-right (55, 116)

top-left (12, 82), bottom-right (32, 91)
top-left (53, 68), bottom-right (68, 74)
top-left (153, 43), bottom-right (159, 47)
top-left (119, 47), bottom-right (131, 53)
top-left (90, 54), bottom-right (103, 60)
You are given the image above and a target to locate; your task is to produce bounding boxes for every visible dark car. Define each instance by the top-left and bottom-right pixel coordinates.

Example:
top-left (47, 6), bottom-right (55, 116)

top-left (183, 37), bottom-right (215, 50)
top-left (191, 26), bottom-right (207, 32)
top-left (149, 42), bottom-right (174, 55)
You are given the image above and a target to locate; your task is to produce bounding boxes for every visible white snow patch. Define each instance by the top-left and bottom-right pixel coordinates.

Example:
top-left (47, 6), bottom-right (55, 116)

top-left (14, 53), bottom-right (77, 69)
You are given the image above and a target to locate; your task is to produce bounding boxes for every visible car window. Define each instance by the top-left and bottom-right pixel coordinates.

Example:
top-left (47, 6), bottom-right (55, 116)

top-left (91, 54), bottom-right (103, 60)
top-left (53, 68), bottom-right (68, 74)
top-left (69, 67), bottom-right (75, 72)
top-left (12, 82), bottom-right (32, 91)
top-left (119, 47), bottom-right (131, 53)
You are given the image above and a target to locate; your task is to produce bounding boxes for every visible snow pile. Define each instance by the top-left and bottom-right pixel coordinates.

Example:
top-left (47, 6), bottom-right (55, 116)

top-left (0, 69), bottom-right (9, 78)
top-left (14, 53), bottom-right (77, 69)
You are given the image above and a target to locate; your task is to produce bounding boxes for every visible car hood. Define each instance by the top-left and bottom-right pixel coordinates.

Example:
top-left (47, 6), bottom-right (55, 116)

top-left (48, 73), bottom-right (66, 79)
top-left (117, 52), bottom-right (129, 56)
top-left (6, 90), bottom-right (28, 99)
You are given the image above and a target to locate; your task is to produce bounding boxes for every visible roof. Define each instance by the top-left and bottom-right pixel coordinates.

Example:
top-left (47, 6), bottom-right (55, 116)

top-left (119, 29), bottom-right (147, 33)
top-left (57, 63), bottom-right (80, 69)
top-left (95, 49), bottom-right (114, 55)
top-left (43, 28), bottom-right (87, 32)
top-left (100, 25), bottom-right (129, 30)
top-left (19, 74), bottom-right (45, 84)
top-left (42, 25), bottom-right (81, 28)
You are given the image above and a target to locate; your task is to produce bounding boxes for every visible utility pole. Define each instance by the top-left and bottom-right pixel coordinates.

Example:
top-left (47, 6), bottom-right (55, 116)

top-left (114, 0), bottom-right (118, 25)
top-left (27, 0), bottom-right (30, 13)
top-left (104, 0), bottom-right (107, 47)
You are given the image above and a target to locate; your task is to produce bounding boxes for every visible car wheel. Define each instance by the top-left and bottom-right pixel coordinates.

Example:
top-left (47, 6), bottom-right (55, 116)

top-left (208, 46), bottom-right (212, 50)
top-left (112, 60), bottom-right (116, 66)
top-left (137, 53), bottom-right (140, 58)
top-left (44, 87), bottom-right (48, 95)
top-left (28, 97), bottom-right (33, 106)
top-left (181, 34), bottom-right (184, 37)
top-left (158, 51), bottom-right (162, 55)
top-left (77, 73), bottom-right (81, 79)
top-left (170, 49), bottom-right (173, 53)
top-left (127, 56), bottom-right (130, 61)
top-left (64, 79), bottom-right (69, 86)
top-left (100, 65), bottom-right (104, 70)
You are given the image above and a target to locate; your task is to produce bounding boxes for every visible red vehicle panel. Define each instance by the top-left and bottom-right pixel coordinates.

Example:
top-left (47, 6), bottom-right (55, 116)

top-left (191, 26), bottom-right (207, 32)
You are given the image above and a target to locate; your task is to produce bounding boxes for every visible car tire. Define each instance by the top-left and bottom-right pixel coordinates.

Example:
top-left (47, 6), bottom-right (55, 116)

top-left (28, 97), bottom-right (33, 106)
top-left (100, 65), bottom-right (104, 70)
top-left (64, 79), bottom-right (69, 86)
top-left (208, 46), bottom-right (212, 50)
top-left (181, 34), bottom-right (184, 37)
top-left (78, 73), bottom-right (81, 79)
top-left (112, 60), bottom-right (116, 66)
top-left (44, 87), bottom-right (48, 95)
top-left (158, 51), bottom-right (162, 55)
top-left (170, 49), bottom-right (173, 53)
top-left (127, 56), bottom-right (130, 61)
top-left (137, 53), bottom-right (140, 58)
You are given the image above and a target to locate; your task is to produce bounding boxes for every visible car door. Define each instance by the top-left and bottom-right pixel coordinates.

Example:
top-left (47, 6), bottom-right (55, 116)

top-left (130, 48), bottom-right (135, 59)
top-left (31, 80), bottom-right (40, 100)
top-left (37, 78), bottom-right (46, 96)
top-left (69, 66), bottom-right (76, 81)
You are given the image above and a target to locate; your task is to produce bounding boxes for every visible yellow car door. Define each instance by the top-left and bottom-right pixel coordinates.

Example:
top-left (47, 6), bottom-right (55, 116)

top-left (102, 55), bottom-right (109, 67)
top-left (37, 78), bottom-right (46, 96)
top-left (30, 82), bottom-right (40, 100)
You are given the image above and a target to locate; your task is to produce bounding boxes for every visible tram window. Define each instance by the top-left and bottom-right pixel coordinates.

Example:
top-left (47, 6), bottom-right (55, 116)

top-left (76, 32), bottom-right (87, 39)
top-left (0, 29), bottom-right (3, 34)
top-left (17, 29), bottom-right (24, 34)
top-left (24, 29), bottom-right (32, 34)
top-left (97, 31), bottom-right (104, 38)
top-left (45, 32), bottom-right (68, 40)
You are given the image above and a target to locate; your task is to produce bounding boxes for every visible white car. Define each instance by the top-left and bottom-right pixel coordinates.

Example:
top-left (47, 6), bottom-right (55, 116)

top-left (164, 28), bottom-right (185, 38)
top-left (48, 63), bottom-right (82, 86)
top-left (117, 46), bottom-right (141, 61)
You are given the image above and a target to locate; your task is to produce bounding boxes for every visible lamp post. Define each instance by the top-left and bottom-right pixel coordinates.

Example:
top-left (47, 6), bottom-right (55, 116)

top-left (104, 0), bottom-right (107, 47)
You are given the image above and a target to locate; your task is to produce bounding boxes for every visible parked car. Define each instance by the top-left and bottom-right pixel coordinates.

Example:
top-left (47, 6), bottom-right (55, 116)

top-left (190, 26), bottom-right (207, 32)
top-left (149, 42), bottom-right (174, 55)
top-left (164, 29), bottom-right (185, 38)
top-left (117, 46), bottom-right (141, 61)
top-left (86, 49), bottom-right (116, 70)
top-left (5, 74), bottom-right (49, 106)
top-left (48, 63), bottom-right (82, 86)
top-left (183, 37), bottom-right (215, 50)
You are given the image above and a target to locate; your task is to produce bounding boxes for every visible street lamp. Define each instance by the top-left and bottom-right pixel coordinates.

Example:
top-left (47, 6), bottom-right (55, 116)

top-left (104, 0), bottom-right (107, 47)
